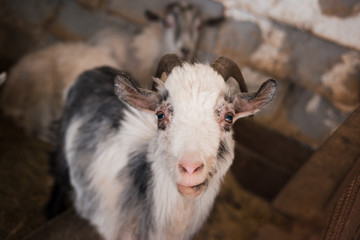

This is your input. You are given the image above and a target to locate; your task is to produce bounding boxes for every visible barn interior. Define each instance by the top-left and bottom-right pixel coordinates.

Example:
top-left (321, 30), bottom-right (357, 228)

top-left (0, 0), bottom-right (359, 239)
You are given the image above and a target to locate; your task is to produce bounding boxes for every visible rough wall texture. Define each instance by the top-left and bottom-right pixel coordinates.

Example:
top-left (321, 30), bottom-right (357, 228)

top-left (220, 0), bottom-right (360, 51)
top-left (0, 0), bottom-right (359, 147)
top-left (215, 0), bottom-right (360, 147)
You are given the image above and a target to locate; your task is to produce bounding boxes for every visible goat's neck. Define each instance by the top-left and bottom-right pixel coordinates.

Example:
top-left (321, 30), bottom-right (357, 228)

top-left (131, 24), bottom-right (166, 88)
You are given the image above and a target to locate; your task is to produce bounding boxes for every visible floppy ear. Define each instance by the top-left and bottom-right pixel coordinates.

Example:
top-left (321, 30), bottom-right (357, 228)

top-left (144, 10), bottom-right (161, 21)
top-left (114, 72), bottom-right (161, 112)
top-left (201, 16), bottom-right (226, 28)
top-left (233, 79), bottom-right (277, 120)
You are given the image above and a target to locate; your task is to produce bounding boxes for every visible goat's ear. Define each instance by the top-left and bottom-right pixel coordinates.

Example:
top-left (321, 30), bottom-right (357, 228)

top-left (153, 77), bottom-right (166, 89)
top-left (114, 73), bottom-right (160, 112)
top-left (226, 77), bottom-right (241, 96)
top-left (145, 10), bottom-right (161, 22)
top-left (201, 16), bottom-right (226, 27)
top-left (233, 79), bottom-right (277, 120)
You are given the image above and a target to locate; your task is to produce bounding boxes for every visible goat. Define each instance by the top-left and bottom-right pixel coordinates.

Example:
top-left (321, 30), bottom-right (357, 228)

top-left (0, 43), bottom-right (118, 142)
top-left (0, 1), bottom-right (224, 143)
top-left (92, 1), bottom-right (225, 89)
top-left (47, 54), bottom-right (277, 240)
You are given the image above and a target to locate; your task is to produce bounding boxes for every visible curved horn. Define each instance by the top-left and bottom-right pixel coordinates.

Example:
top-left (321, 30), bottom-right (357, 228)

top-left (152, 54), bottom-right (183, 91)
top-left (154, 54), bottom-right (183, 79)
top-left (211, 57), bottom-right (248, 93)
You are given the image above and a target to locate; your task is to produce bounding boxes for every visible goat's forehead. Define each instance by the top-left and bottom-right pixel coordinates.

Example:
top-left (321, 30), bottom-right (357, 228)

top-left (165, 64), bottom-right (227, 110)
top-left (166, 2), bottom-right (200, 16)
top-left (166, 2), bottom-right (201, 24)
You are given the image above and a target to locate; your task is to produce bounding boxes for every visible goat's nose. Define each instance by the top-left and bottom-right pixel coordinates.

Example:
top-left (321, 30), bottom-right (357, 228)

top-left (179, 162), bottom-right (204, 175)
top-left (181, 47), bottom-right (190, 56)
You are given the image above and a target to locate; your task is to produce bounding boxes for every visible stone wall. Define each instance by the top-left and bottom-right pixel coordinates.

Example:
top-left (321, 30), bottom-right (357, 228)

top-left (211, 0), bottom-right (360, 147)
top-left (0, 0), bottom-right (359, 147)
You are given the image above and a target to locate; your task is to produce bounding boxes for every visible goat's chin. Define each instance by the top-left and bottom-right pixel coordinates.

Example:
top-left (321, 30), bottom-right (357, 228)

top-left (177, 182), bottom-right (206, 198)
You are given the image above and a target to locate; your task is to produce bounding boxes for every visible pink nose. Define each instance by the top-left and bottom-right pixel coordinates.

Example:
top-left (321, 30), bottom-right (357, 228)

top-left (178, 161), bottom-right (204, 175)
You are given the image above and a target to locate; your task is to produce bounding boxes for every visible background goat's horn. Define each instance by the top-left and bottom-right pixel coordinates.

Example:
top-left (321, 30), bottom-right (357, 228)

top-left (211, 57), bottom-right (248, 93)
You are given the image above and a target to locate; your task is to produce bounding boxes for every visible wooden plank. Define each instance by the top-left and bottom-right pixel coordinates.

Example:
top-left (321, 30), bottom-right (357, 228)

top-left (231, 119), bottom-right (313, 200)
top-left (232, 144), bottom-right (293, 200)
top-left (233, 119), bottom-right (313, 172)
top-left (273, 106), bottom-right (360, 225)
top-left (321, 156), bottom-right (360, 240)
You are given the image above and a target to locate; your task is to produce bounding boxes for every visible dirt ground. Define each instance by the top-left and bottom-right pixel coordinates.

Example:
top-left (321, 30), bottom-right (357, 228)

top-left (0, 110), bottom-right (291, 240)
top-left (0, 112), bottom-right (53, 239)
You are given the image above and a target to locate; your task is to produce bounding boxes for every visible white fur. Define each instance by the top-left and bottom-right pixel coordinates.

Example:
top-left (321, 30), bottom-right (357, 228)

top-left (66, 63), bottom-right (252, 240)
top-left (89, 110), bottom-right (156, 240)
top-left (144, 64), bottom-right (233, 239)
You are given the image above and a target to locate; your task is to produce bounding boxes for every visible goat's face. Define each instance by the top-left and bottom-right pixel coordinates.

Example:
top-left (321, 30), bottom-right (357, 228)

top-left (115, 55), bottom-right (276, 198)
top-left (145, 2), bottom-right (224, 62)
top-left (162, 3), bottom-right (201, 62)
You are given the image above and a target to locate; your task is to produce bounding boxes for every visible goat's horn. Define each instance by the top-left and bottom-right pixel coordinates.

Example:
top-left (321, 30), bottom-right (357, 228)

top-left (211, 57), bottom-right (248, 93)
top-left (152, 54), bottom-right (183, 90)
top-left (154, 54), bottom-right (183, 79)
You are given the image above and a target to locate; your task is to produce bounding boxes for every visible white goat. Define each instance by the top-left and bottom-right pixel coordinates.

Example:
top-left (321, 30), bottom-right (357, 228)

top-left (47, 54), bottom-right (277, 240)
top-left (0, 2), bottom-right (224, 143)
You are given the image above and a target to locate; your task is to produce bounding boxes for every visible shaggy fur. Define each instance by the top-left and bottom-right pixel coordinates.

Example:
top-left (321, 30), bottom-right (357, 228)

top-left (48, 56), bottom-right (276, 240)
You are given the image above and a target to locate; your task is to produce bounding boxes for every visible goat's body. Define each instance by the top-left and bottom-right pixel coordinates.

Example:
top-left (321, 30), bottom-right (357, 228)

top-left (0, 26), bottom-right (158, 142)
top-left (59, 67), bottom-right (219, 239)
top-left (50, 53), bottom-right (277, 240)
top-left (92, 24), bottom-right (169, 89)
top-left (0, 43), bottom-right (117, 141)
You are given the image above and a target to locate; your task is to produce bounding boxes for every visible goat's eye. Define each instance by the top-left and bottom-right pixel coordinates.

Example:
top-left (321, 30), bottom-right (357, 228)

top-left (157, 112), bottom-right (165, 120)
top-left (224, 113), bottom-right (234, 123)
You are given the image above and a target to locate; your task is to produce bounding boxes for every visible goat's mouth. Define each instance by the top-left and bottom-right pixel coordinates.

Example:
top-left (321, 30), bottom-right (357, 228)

top-left (177, 181), bottom-right (206, 198)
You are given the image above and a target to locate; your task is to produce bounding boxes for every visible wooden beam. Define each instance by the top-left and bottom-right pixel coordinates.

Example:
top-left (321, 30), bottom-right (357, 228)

top-left (231, 118), bottom-right (314, 200)
top-left (273, 106), bottom-right (360, 226)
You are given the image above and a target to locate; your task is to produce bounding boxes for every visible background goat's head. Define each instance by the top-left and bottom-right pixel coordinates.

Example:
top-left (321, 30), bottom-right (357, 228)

top-left (145, 2), bottom-right (224, 62)
top-left (115, 54), bottom-right (276, 198)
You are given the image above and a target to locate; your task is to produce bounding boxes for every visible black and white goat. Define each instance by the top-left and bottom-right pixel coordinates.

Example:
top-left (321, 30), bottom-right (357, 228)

top-left (47, 54), bottom-right (276, 240)
top-left (0, 1), bottom-right (223, 142)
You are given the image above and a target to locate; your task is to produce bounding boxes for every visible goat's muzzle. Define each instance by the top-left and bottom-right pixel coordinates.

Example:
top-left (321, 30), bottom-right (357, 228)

top-left (177, 181), bottom-right (206, 198)
top-left (176, 152), bottom-right (207, 197)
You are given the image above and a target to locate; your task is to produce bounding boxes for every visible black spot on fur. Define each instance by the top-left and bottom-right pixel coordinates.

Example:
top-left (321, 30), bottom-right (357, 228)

top-left (223, 124), bottom-right (232, 132)
top-left (48, 66), bottom-right (130, 220)
top-left (217, 140), bottom-right (229, 163)
top-left (158, 121), bottom-right (167, 131)
top-left (117, 150), bottom-right (154, 239)
top-left (128, 151), bottom-right (153, 198)
top-left (209, 167), bottom-right (218, 178)
top-left (64, 67), bottom-right (129, 153)
top-left (159, 89), bottom-right (169, 102)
